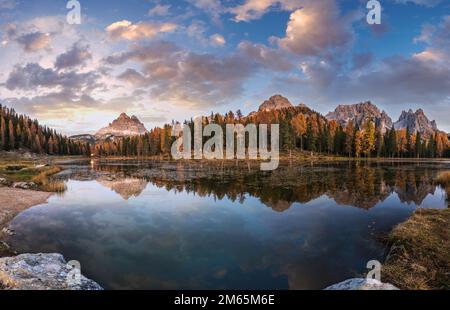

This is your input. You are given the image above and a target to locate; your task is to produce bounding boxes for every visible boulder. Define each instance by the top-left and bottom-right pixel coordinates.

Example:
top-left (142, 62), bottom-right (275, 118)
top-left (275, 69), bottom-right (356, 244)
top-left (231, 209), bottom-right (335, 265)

top-left (0, 253), bottom-right (103, 290)
top-left (324, 278), bottom-right (399, 290)
top-left (12, 182), bottom-right (37, 190)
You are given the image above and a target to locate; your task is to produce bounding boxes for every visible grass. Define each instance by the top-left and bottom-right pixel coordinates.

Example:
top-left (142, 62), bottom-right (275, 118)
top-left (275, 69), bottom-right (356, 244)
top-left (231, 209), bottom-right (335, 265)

top-left (0, 159), bottom-right (65, 192)
top-left (31, 166), bottom-right (66, 192)
top-left (383, 208), bottom-right (450, 290)
top-left (437, 171), bottom-right (450, 187)
top-left (436, 171), bottom-right (450, 207)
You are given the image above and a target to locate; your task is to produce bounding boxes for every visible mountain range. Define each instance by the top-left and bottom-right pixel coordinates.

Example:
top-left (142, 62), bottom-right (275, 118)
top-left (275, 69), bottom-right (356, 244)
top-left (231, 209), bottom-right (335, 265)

top-left (70, 95), bottom-right (444, 143)
top-left (255, 95), bottom-right (443, 138)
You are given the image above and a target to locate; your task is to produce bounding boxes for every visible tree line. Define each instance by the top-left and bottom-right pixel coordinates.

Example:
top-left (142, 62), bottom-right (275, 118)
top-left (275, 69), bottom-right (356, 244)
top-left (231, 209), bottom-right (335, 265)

top-left (94, 106), bottom-right (450, 158)
top-left (0, 105), bottom-right (91, 156)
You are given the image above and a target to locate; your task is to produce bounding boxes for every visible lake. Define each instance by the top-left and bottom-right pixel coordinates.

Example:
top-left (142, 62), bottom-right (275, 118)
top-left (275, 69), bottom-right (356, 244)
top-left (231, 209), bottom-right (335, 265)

top-left (6, 160), bottom-right (449, 289)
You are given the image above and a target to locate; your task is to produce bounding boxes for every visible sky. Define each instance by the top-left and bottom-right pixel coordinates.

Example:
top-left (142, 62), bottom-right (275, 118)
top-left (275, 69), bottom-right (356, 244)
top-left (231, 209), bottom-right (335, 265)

top-left (0, 0), bottom-right (449, 135)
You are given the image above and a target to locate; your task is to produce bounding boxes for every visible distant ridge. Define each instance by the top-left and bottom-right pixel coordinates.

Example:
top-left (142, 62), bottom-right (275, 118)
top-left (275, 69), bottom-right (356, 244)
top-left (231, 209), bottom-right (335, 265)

top-left (258, 95), bottom-right (294, 112)
top-left (394, 109), bottom-right (438, 137)
top-left (326, 101), bottom-right (393, 133)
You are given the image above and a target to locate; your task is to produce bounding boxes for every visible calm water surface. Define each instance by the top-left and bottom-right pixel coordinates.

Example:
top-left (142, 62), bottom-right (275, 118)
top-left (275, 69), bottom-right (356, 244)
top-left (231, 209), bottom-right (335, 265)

top-left (6, 160), bottom-right (449, 289)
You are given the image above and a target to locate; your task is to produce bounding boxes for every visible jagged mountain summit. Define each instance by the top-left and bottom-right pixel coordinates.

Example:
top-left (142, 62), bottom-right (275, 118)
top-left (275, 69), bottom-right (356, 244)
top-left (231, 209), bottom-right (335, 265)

top-left (95, 113), bottom-right (148, 139)
top-left (326, 101), bottom-right (393, 132)
top-left (394, 109), bottom-right (438, 137)
top-left (258, 95), bottom-right (294, 112)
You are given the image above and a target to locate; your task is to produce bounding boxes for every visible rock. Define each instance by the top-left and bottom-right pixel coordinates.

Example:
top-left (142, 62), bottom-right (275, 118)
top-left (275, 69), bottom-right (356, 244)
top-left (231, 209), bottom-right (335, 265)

top-left (0, 178), bottom-right (9, 186)
top-left (12, 182), bottom-right (37, 190)
top-left (258, 95), bottom-right (293, 112)
top-left (0, 253), bottom-right (103, 290)
top-left (324, 278), bottom-right (399, 290)
top-left (1, 227), bottom-right (15, 236)
top-left (326, 101), bottom-right (393, 133)
top-left (35, 164), bottom-right (48, 170)
top-left (394, 108), bottom-right (438, 138)
top-left (95, 113), bottom-right (148, 140)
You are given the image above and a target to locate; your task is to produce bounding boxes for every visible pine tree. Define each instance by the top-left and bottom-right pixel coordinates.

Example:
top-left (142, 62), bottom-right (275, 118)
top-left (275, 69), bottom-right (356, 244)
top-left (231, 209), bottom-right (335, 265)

top-left (354, 130), bottom-right (362, 158)
top-left (345, 120), bottom-right (354, 157)
top-left (415, 132), bottom-right (422, 158)
top-left (375, 130), bottom-right (383, 158)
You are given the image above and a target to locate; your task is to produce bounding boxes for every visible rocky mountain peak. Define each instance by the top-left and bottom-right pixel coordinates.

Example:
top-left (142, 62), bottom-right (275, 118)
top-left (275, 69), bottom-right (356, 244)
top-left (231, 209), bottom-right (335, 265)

top-left (95, 113), bottom-right (148, 138)
top-left (394, 108), bottom-right (437, 137)
top-left (258, 95), bottom-right (293, 112)
top-left (326, 101), bottom-right (393, 132)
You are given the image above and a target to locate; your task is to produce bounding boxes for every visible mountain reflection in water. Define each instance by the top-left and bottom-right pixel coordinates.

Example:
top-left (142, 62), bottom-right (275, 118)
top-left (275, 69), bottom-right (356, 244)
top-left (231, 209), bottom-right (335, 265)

top-left (60, 160), bottom-right (447, 211)
top-left (6, 160), bottom-right (449, 290)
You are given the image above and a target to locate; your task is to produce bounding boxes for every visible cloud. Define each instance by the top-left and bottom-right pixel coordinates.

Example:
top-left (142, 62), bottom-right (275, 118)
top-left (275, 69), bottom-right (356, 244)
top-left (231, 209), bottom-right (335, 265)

top-left (412, 16), bottom-right (450, 65)
top-left (0, 0), bottom-right (16, 9)
top-left (210, 34), bottom-right (226, 46)
top-left (187, 0), bottom-right (224, 24)
top-left (238, 41), bottom-right (293, 72)
top-left (351, 52), bottom-right (374, 71)
top-left (2, 23), bottom-right (53, 52)
top-left (5, 63), bottom-right (99, 91)
top-left (186, 20), bottom-right (228, 47)
top-left (106, 20), bottom-right (177, 41)
top-left (230, 0), bottom-right (302, 22)
top-left (272, 54), bottom-right (450, 119)
top-left (55, 42), bottom-right (93, 70)
top-left (148, 4), bottom-right (171, 16)
top-left (104, 41), bottom-right (180, 65)
top-left (393, 0), bottom-right (441, 7)
top-left (15, 31), bottom-right (52, 52)
top-left (276, 0), bottom-right (353, 56)
top-left (117, 69), bottom-right (148, 87)
top-left (106, 41), bottom-right (258, 107)
top-left (415, 15), bottom-right (450, 49)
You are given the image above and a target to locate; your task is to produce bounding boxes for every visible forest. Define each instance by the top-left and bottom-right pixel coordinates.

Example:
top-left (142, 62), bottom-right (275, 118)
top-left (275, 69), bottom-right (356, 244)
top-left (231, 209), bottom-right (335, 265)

top-left (1, 103), bottom-right (449, 159)
top-left (0, 105), bottom-right (90, 156)
top-left (93, 106), bottom-right (450, 159)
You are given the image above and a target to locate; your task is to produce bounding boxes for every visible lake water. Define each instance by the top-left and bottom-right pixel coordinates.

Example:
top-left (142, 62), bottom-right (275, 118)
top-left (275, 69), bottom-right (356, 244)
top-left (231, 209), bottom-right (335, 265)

top-left (6, 160), bottom-right (449, 289)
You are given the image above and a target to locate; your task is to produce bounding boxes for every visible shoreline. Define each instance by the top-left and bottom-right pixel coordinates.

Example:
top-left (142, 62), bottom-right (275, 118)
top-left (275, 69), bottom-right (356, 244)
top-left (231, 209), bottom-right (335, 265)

top-left (382, 208), bottom-right (450, 290)
top-left (0, 187), bottom-right (52, 257)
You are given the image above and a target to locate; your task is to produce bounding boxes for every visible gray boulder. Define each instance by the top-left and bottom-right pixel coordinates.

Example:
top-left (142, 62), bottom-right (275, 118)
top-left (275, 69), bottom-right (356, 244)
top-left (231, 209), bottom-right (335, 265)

top-left (324, 278), bottom-right (399, 290)
top-left (0, 253), bottom-right (102, 290)
top-left (12, 182), bottom-right (37, 190)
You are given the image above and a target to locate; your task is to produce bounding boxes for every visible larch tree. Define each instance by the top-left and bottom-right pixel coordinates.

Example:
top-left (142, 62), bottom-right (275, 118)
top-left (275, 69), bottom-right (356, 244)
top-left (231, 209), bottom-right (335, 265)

top-left (363, 120), bottom-right (376, 158)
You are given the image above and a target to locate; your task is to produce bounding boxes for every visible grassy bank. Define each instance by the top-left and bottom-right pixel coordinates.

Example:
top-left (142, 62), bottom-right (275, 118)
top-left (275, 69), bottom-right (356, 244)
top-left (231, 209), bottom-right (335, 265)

top-left (437, 172), bottom-right (450, 206)
top-left (383, 208), bottom-right (450, 290)
top-left (0, 159), bottom-right (65, 192)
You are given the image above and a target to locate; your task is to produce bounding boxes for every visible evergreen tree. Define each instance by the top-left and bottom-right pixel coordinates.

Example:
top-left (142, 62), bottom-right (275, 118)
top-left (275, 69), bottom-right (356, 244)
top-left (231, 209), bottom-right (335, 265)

top-left (415, 132), bottom-right (422, 158)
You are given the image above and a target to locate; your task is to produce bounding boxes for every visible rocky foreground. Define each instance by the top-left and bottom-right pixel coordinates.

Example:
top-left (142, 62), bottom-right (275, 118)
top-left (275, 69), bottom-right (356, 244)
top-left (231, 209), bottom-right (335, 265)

top-left (0, 186), bottom-right (103, 290)
top-left (0, 253), bottom-right (102, 290)
top-left (325, 278), bottom-right (399, 290)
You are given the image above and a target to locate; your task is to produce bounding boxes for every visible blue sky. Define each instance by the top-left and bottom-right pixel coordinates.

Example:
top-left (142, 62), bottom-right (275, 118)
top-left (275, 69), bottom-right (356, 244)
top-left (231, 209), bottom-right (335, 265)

top-left (0, 0), bottom-right (449, 135)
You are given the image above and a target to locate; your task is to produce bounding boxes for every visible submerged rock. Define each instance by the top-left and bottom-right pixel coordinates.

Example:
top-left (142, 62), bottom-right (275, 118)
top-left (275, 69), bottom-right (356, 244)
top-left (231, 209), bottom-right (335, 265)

top-left (0, 253), bottom-right (102, 290)
top-left (324, 278), bottom-right (399, 290)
